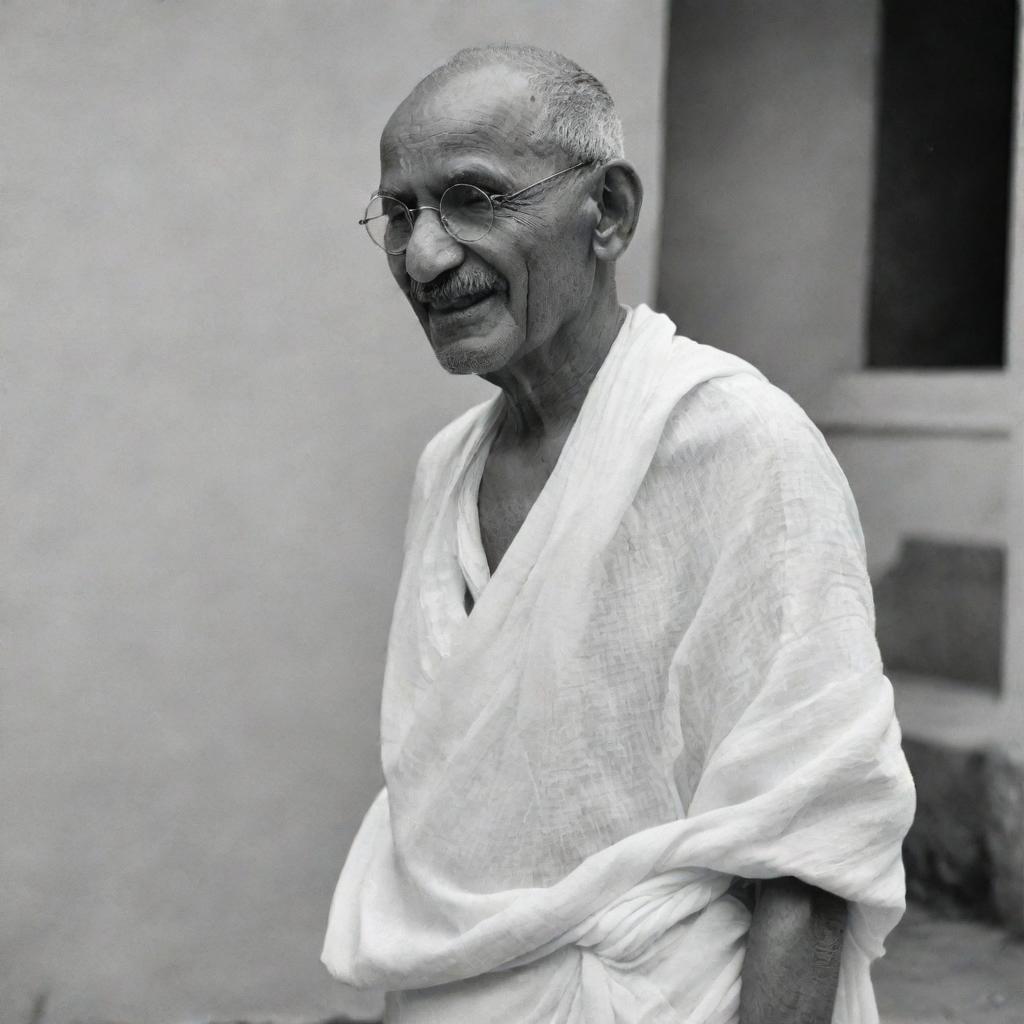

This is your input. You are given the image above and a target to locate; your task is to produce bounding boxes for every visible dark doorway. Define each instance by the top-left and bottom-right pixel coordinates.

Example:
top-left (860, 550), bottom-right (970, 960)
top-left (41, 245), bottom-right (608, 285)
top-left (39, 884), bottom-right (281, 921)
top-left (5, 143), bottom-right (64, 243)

top-left (866, 0), bottom-right (1017, 368)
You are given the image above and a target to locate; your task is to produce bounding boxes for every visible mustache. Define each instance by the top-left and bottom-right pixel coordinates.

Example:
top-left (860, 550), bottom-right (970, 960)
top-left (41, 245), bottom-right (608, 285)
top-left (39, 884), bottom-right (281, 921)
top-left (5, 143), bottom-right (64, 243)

top-left (408, 268), bottom-right (505, 307)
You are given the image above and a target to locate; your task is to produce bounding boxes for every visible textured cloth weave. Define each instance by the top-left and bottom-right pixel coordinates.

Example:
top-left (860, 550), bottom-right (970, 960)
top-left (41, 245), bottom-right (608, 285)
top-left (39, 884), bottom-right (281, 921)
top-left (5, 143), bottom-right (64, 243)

top-left (322, 305), bottom-right (916, 1023)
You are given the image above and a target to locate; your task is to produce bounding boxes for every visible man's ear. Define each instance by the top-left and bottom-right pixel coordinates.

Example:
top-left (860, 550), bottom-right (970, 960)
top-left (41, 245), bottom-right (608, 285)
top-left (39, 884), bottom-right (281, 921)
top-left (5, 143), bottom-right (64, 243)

top-left (592, 160), bottom-right (643, 262)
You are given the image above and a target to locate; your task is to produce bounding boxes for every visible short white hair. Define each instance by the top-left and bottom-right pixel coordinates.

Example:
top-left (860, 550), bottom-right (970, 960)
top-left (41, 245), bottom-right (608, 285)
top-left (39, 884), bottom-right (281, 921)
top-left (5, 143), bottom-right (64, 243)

top-left (427, 44), bottom-right (625, 164)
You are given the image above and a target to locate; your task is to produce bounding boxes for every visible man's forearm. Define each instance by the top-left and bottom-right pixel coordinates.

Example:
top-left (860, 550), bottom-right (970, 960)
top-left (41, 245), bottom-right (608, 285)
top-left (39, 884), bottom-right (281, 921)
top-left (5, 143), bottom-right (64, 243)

top-left (738, 876), bottom-right (847, 1024)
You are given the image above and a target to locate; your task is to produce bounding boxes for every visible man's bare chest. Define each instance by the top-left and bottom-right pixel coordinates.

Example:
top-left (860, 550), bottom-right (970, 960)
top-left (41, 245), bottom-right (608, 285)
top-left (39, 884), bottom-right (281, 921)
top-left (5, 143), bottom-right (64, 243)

top-left (477, 434), bottom-right (567, 573)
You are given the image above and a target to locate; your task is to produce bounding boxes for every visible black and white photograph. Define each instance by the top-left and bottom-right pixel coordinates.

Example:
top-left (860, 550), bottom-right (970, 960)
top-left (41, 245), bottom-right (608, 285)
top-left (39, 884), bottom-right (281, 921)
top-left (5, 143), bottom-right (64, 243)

top-left (3, 2), bottom-right (1023, 1023)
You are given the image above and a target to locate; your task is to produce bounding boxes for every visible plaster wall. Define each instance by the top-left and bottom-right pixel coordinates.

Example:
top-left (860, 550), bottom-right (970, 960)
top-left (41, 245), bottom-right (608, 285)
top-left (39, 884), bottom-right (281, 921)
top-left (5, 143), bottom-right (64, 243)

top-left (0, 2), bottom-right (667, 1019)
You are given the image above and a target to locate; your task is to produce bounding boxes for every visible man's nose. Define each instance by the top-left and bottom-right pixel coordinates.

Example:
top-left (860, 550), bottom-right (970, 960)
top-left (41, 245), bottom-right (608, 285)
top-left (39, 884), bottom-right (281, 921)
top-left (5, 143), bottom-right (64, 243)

top-left (404, 209), bottom-right (464, 284)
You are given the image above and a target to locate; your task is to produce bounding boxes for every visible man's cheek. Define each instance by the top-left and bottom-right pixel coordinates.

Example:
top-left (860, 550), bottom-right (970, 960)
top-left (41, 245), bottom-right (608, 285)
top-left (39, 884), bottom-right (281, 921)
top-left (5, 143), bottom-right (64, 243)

top-left (497, 268), bottom-right (528, 326)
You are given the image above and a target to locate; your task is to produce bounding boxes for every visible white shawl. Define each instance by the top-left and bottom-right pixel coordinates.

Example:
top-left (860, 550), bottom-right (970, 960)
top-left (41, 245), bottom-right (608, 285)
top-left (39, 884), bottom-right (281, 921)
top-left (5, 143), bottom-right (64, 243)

top-left (323, 305), bottom-right (915, 1023)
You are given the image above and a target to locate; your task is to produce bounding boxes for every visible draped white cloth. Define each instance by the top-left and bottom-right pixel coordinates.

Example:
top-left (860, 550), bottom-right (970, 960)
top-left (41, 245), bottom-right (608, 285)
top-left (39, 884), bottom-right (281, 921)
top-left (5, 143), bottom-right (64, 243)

top-left (323, 304), bottom-right (916, 1023)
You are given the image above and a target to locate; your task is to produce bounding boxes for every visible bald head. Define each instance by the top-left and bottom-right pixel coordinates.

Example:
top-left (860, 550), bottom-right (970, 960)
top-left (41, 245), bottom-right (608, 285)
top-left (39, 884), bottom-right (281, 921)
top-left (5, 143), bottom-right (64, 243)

top-left (408, 44), bottom-right (624, 166)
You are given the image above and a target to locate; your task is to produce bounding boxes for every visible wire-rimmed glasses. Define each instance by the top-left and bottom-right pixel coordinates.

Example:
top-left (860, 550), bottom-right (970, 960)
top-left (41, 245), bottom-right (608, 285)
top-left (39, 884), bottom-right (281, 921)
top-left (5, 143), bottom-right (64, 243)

top-left (359, 160), bottom-right (594, 255)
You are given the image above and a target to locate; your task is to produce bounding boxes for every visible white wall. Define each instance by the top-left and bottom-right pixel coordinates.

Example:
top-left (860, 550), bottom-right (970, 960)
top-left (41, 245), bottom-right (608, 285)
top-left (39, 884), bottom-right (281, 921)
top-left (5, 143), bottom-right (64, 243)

top-left (0, 2), bottom-right (667, 1020)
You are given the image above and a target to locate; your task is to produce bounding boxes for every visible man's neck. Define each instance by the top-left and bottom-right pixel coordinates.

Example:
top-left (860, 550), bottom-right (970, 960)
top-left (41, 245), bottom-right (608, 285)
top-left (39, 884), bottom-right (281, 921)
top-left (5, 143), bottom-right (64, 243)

top-left (483, 289), bottom-right (626, 442)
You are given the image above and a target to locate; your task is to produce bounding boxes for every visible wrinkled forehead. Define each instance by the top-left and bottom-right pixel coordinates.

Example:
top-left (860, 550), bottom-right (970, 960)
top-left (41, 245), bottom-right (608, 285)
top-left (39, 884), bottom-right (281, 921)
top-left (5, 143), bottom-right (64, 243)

top-left (380, 65), bottom-right (557, 179)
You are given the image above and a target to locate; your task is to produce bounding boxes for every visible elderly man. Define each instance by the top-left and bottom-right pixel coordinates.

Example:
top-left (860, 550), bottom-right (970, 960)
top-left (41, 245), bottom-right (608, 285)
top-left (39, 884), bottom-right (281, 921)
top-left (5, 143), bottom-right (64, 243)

top-left (323, 45), bottom-right (914, 1024)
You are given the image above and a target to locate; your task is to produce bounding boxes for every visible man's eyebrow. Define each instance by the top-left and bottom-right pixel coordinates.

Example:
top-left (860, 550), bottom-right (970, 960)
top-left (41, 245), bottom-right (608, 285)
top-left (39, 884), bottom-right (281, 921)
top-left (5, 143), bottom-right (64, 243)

top-left (376, 163), bottom-right (515, 201)
top-left (441, 163), bottom-right (514, 193)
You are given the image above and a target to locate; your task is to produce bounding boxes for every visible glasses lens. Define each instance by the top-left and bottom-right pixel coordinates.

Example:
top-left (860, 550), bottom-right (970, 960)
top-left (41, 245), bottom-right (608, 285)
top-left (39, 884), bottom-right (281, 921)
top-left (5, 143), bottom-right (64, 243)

top-left (440, 184), bottom-right (494, 243)
top-left (363, 195), bottom-right (412, 254)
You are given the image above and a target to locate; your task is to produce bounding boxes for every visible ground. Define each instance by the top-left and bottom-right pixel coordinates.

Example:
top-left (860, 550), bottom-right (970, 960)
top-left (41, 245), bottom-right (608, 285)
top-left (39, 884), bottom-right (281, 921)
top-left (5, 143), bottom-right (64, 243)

top-left (876, 902), bottom-right (1024, 1024)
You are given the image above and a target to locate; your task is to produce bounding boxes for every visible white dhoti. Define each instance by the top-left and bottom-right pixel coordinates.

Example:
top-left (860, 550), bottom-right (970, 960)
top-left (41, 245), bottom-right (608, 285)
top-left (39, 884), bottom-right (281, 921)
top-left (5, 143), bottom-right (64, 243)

top-left (322, 305), bottom-right (916, 1023)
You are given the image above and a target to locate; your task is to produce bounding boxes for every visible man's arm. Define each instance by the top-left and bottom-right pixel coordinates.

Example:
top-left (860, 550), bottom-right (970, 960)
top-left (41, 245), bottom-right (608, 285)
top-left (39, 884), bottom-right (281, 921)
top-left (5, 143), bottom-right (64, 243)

top-left (738, 876), bottom-right (847, 1024)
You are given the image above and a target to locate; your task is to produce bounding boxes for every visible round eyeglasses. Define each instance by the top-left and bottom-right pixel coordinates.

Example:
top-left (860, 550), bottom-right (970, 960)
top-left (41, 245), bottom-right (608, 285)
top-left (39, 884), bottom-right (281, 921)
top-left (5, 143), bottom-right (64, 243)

top-left (360, 160), bottom-right (593, 255)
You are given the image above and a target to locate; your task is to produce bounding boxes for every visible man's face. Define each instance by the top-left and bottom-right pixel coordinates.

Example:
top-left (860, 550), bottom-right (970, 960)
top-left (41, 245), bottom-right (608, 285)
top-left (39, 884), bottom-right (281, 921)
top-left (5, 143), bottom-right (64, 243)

top-left (378, 66), bottom-right (597, 375)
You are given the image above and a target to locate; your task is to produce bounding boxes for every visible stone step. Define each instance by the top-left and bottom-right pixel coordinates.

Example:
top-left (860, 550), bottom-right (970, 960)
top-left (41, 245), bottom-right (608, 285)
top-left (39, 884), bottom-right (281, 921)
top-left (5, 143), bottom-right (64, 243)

top-left (893, 673), bottom-right (1024, 932)
top-left (876, 539), bottom-right (1005, 695)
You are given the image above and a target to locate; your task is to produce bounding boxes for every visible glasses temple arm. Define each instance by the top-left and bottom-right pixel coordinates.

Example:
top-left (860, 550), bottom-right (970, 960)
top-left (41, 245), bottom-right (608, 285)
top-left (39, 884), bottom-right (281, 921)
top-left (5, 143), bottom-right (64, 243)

top-left (493, 160), bottom-right (594, 203)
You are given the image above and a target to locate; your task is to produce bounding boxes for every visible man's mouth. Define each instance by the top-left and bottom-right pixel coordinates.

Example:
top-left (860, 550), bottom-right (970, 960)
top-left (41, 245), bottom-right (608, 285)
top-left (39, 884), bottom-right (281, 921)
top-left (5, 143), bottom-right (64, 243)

top-left (426, 288), bottom-right (498, 314)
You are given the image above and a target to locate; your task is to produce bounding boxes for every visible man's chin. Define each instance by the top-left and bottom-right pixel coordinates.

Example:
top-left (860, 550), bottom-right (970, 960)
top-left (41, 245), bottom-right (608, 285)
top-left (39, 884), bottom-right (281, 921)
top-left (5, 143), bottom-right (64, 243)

top-left (426, 299), bottom-right (517, 375)
top-left (430, 332), bottom-right (509, 376)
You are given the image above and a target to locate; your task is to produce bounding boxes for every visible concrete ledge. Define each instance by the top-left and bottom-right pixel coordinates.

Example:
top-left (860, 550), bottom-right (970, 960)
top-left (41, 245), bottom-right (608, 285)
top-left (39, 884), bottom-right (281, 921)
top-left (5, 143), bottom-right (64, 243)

top-left (892, 673), bottom-right (1006, 747)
